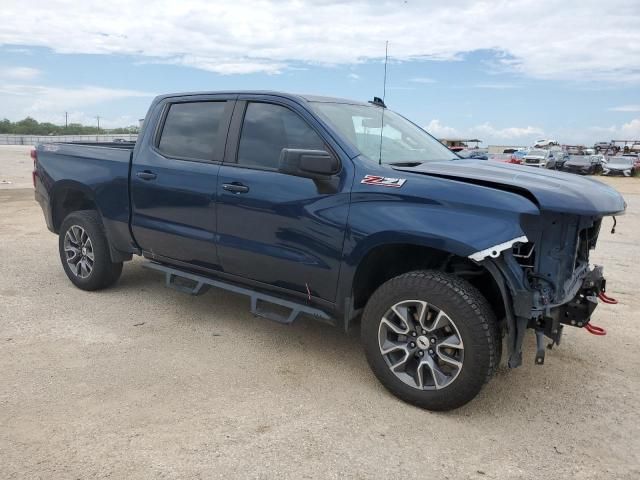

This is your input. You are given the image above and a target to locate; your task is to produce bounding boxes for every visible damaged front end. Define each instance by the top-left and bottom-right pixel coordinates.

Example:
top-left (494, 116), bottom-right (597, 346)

top-left (391, 160), bottom-right (627, 367)
top-left (472, 213), bottom-right (618, 368)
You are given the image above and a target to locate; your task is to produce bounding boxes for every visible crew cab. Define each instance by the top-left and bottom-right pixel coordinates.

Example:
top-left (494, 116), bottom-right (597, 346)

top-left (33, 91), bottom-right (626, 410)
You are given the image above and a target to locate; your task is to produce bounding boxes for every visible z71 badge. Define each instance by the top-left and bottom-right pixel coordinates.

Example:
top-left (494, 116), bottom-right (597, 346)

top-left (360, 175), bottom-right (407, 188)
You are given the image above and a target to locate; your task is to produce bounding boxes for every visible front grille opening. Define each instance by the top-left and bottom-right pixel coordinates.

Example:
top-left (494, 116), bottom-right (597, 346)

top-left (575, 220), bottom-right (601, 269)
top-left (513, 241), bottom-right (536, 269)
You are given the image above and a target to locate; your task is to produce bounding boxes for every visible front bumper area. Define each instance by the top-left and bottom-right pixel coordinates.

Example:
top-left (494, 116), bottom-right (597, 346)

top-left (485, 252), bottom-right (611, 368)
top-left (533, 265), bottom-right (607, 358)
top-left (545, 265), bottom-right (606, 328)
top-left (602, 168), bottom-right (632, 177)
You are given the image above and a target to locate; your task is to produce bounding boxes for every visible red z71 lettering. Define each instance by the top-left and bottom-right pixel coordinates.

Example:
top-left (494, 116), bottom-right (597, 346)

top-left (360, 175), bottom-right (407, 188)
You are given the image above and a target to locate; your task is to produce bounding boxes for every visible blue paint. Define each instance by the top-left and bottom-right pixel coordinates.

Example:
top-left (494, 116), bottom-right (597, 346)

top-left (34, 91), bottom-right (627, 321)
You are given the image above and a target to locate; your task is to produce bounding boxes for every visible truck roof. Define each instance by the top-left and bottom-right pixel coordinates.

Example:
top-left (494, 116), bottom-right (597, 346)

top-left (153, 91), bottom-right (371, 106)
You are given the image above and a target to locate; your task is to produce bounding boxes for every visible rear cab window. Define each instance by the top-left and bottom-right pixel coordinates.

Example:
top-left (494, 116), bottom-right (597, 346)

top-left (157, 101), bottom-right (228, 161)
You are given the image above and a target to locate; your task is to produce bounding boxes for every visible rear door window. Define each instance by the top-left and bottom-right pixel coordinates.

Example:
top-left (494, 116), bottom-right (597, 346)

top-left (158, 101), bottom-right (227, 161)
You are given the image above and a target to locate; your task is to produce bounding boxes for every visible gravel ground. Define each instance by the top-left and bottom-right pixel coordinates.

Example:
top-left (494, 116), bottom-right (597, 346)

top-left (0, 145), bottom-right (34, 189)
top-left (1, 147), bottom-right (639, 479)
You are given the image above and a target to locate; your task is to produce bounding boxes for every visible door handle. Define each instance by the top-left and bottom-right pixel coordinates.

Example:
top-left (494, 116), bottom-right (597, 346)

top-left (136, 170), bottom-right (157, 181)
top-left (223, 182), bottom-right (249, 194)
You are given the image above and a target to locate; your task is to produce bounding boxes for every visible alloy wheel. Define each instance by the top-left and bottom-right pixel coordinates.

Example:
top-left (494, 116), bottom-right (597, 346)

top-left (378, 300), bottom-right (464, 390)
top-left (63, 225), bottom-right (94, 279)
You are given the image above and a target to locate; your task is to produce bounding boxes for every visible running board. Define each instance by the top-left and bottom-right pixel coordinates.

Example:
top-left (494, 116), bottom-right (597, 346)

top-left (142, 261), bottom-right (332, 325)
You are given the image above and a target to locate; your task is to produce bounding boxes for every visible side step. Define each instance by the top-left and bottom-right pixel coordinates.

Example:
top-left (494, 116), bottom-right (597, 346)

top-left (142, 261), bottom-right (333, 325)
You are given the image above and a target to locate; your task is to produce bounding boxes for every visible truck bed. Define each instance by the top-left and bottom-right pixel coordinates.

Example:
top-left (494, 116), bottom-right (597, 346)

top-left (35, 141), bottom-right (135, 258)
top-left (41, 141), bottom-right (135, 158)
top-left (62, 141), bottom-right (136, 149)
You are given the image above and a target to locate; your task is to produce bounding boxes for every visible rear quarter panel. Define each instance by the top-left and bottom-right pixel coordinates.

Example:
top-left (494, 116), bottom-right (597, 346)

top-left (36, 143), bottom-right (133, 253)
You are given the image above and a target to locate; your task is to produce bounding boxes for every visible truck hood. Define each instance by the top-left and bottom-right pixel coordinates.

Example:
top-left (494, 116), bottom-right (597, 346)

top-left (392, 160), bottom-right (626, 216)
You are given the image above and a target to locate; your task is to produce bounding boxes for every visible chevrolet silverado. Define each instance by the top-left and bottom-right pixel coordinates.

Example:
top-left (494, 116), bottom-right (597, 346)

top-left (33, 91), bottom-right (626, 410)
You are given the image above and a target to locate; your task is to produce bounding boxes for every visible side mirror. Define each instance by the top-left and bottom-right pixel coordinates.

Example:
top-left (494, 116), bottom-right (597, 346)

top-left (278, 148), bottom-right (339, 178)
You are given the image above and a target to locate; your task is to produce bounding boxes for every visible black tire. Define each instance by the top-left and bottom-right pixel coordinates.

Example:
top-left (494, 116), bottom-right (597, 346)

top-left (58, 210), bottom-right (123, 291)
top-left (361, 270), bottom-right (498, 411)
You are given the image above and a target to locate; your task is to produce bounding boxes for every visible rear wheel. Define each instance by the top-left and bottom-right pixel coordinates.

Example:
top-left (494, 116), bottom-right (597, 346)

top-left (361, 270), bottom-right (498, 411)
top-left (58, 210), bottom-right (123, 291)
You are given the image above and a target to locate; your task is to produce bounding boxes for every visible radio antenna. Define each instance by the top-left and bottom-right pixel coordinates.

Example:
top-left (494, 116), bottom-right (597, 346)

top-left (378, 40), bottom-right (388, 165)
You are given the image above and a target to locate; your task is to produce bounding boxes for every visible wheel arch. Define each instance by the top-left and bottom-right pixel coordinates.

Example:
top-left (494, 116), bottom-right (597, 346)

top-left (51, 180), bottom-right (101, 233)
top-left (343, 237), bottom-right (508, 333)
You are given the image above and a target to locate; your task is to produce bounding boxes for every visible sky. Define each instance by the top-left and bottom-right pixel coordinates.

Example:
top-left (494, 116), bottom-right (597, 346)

top-left (0, 0), bottom-right (639, 146)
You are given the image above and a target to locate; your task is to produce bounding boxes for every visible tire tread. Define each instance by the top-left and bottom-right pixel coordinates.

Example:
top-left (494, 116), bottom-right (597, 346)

top-left (361, 269), bottom-right (498, 411)
top-left (58, 210), bottom-right (123, 291)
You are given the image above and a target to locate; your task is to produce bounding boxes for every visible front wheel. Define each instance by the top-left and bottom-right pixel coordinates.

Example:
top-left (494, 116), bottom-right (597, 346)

top-left (361, 270), bottom-right (498, 411)
top-left (58, 210), bottom-right (123, 291)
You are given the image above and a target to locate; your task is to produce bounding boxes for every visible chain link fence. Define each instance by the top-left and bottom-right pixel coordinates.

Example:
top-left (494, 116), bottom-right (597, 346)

top-left (0, 134), bottom-right (138, 145)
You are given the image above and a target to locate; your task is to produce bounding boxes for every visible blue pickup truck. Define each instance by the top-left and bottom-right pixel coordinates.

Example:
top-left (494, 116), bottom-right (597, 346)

top-left (33, 91), bottom-right (626, 410)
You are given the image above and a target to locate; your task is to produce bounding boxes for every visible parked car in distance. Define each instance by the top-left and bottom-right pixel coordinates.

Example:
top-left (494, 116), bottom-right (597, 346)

top-left (472, 152), bottom-right (489, 160)
top-left (561, 155), bottom-right (601, 175)
top-left (602, 156), bottom-right (636, 176)
top-left (594, 141), bottom-right (618, 153)
top-left (488, 153), bottom-right (521, 164)
top-left (623, 142), bottom-right (640, 153)
top-left (511, 149), bottom-right (528, 162)
top-left (546, 151), bottom-right (569, 170)
top-left (457, 150), bottom-right (488, 160)
top-left (565, 145), bottom-right (584, 155)
top-left (533, 139), bottom-right (558, 148)
top-left (621, 153), bottom-right (640, 169)
top-left (32, 90), bottom-right (626, 411)
top-left (522, 149), bottom-right (550, 167)
top-left (487, 153), bottom-right (519, 164)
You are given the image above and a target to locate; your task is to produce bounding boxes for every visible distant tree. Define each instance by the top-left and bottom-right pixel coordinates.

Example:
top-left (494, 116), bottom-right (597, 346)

top-left (0, 119), bottom-right (12, 133)
top-left (0, 118), bottom-right (139, 135)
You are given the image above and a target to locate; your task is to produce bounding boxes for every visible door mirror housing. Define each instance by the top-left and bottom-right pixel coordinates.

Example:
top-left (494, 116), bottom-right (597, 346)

top-left (278, 148), bottom-right (339, 178)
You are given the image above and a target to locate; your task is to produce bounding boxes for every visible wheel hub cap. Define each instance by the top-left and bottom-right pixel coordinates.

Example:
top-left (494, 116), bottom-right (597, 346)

top-left (416, 335), bottom-right (429, 350)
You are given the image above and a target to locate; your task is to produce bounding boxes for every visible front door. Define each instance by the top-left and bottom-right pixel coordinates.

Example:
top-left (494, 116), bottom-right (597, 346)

top-left (216, 98), bottom-right (352, 302)
top-left (131, 97), bottom-right (234, 270)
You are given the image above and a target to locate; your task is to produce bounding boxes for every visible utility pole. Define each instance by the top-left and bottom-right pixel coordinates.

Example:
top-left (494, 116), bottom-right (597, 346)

top-left (96, 115), bottom-right (100, 132)
top-left (64, 112), bottom-right (68, 129)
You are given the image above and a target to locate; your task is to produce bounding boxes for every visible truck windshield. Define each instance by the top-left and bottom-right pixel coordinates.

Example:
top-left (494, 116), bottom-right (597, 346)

top-left (310, 102), bottom-right (457, 164)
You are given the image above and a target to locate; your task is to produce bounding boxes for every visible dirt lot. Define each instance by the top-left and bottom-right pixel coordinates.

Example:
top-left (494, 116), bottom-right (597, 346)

top-left (1, 146), bottom-right (639, 479)
top-left (0, 145), bottom-right (34, 189)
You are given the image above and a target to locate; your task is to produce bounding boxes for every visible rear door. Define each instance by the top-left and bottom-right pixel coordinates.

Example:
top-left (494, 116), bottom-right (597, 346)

top-left (131, 95), bottom-right (234, 270)
top-left (215, 97), bottom-right (353, 302)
